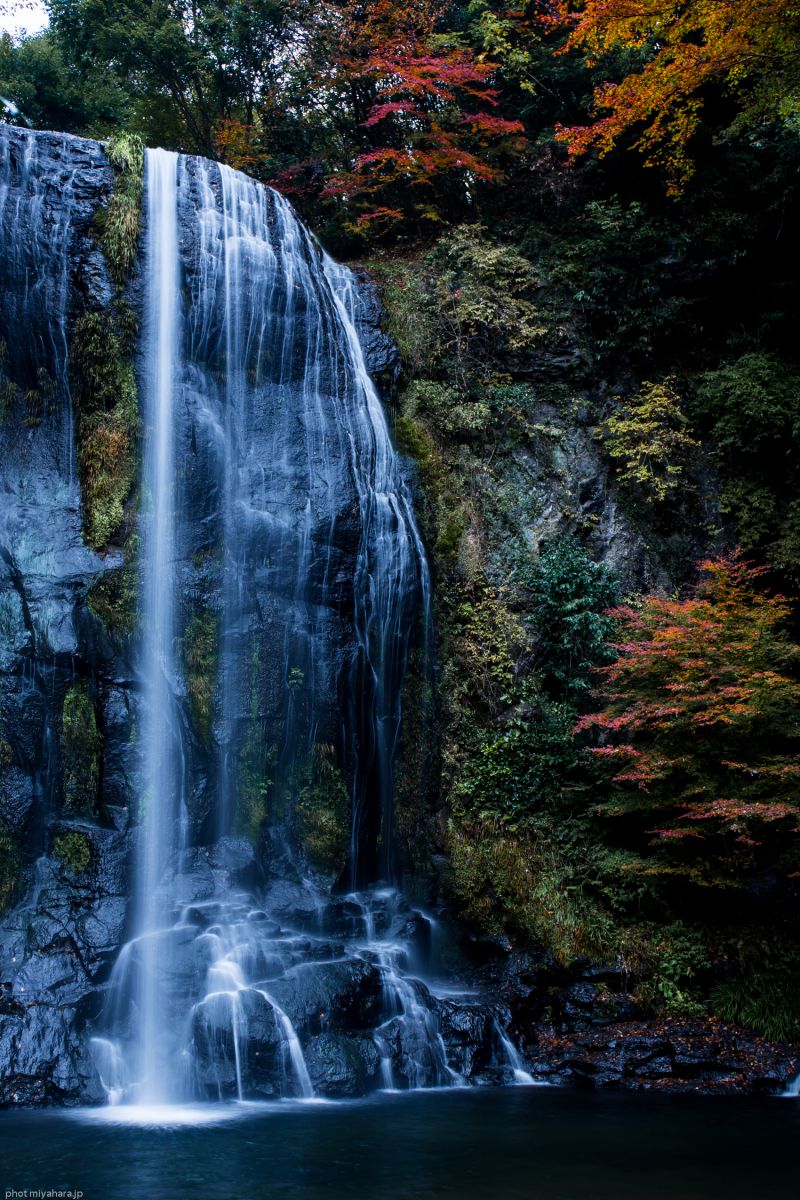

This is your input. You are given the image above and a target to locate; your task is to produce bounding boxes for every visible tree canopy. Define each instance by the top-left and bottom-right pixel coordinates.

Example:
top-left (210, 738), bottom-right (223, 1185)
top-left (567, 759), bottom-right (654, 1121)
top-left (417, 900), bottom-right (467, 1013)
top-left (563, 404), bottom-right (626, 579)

top-left (549, 0), bottom-right (800, 190)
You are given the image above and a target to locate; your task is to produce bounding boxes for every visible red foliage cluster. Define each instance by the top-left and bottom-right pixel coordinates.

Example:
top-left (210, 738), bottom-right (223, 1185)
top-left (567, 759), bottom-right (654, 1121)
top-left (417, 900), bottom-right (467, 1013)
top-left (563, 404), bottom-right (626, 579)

top-left (579, 552), bottom-right (800, 880)
top-left (322, 0), bottom-right (526, 228)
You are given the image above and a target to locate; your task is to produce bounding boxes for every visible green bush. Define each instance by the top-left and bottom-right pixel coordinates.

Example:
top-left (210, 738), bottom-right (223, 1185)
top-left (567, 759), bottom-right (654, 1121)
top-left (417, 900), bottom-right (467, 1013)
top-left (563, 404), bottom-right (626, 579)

top-left (635, 924), bottom-right (709, 1018)
top-left (407, 380), bottom-right (491, 439)
top-left (446, 817), bottom-right (616, 963)
top-left (524, 539), bottom-right (618, 704)
top-left (70, 310), bottom-right (139, 550)
top-left (711, 957), bottom-right (800, 1042)
top-left (602, 379), bottom-right (699, 504)
top-left (184, 608), bottom-right (218, 744)
top-left (87, 533), bottom-right (139, 637)
top-left (453, 700), bottom-right (579, 830)
top-left (100, 132), bottom-right (144, 284)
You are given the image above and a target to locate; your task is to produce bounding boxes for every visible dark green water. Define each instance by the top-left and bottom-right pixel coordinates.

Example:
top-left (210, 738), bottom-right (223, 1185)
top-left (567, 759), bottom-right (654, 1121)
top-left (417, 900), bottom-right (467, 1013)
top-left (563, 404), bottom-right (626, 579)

top-left (1, 1087), bottom-right (796, 1200)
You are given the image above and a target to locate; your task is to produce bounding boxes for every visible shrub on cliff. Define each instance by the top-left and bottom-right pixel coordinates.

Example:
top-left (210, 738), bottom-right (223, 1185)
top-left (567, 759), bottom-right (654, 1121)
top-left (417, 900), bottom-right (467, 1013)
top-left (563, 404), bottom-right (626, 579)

top-left (694, 353), bottom-right (800, 581)
top-left (579, 552), bottom-right (800, 887)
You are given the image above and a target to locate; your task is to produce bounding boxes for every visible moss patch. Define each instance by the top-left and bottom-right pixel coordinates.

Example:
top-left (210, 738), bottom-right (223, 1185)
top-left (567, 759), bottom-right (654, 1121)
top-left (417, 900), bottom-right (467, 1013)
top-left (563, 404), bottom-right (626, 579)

top-left (183, 607), bottom-right (218, 744)
top-left (296, 744), bottom-right (350, 876)
top-left (71, 309), bottom-right (139, 551)
top-left (87, 532), bottom-right (139, 637)
top-left (53, 829), bottom-right (92, 874)
top-left (61, 681), bottom-right (101, 815)
top-left (0, 821), bottom-right (20, 914)
top-left (97, 132), bottom-right (144, 285)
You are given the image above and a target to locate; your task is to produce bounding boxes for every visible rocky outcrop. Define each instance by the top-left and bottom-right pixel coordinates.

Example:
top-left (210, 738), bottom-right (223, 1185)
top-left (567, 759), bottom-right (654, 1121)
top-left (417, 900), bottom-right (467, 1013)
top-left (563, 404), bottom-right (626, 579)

top-left (525, 1018), bottom-right (799, 1094)
top-left (350, 267), bottom-right (401, 394)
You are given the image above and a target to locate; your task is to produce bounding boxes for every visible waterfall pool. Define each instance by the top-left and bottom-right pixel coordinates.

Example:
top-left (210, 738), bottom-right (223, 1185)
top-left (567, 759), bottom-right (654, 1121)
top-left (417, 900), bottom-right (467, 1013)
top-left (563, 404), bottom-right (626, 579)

top-left (2, 1087), bottom-right (796, 1199)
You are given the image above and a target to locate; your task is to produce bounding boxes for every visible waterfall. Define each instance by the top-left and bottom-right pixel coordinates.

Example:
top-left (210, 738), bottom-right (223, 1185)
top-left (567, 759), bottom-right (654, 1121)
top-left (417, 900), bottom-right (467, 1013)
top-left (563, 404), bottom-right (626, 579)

top-left (0, 125), bottom-right (538, 1110)
top-left (134, 148), bottom-right (184, 1103)
top-left (323, 258), bottom-right (432, 884)
top-left (96, 149), bottom-right (443, 1104)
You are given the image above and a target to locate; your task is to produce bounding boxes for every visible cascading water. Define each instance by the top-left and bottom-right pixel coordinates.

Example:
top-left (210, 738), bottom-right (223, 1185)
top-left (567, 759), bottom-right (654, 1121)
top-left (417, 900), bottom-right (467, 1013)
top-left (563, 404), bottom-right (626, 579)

top-left (94, 147), bottom-right (531, 1107)
top-left (0, 127), bottom-right (78, 482)
top-left (133, 148), bottom-right (184, 1103)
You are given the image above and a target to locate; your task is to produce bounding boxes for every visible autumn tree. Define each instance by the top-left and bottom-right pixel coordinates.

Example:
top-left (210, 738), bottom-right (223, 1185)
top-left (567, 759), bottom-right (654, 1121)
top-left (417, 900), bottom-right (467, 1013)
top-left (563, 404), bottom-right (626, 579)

top-left (548, 0), bottom-right (800, 190)
top-left (578, 552), bottom-right (800, 885)
top-left (319, 0), bottom-right (526, 234)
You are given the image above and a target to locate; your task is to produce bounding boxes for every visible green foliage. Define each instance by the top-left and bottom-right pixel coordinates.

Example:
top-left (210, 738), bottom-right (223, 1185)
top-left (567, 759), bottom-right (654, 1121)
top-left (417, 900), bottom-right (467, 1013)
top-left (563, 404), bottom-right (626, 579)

top-left (0, 821), bottom-right (20, 915)
top-left (431, 228), bottom-right (545, 374)
top-left (61, 681), bottom-right (101, 816)
top-left (602, 379), bottom-right (699, 504)
top-left (183, 608), bottom-right (218, 744)
top-left (711, 958), bottom-right (800, 1043)
top-left (296, 744), bottom-right (350, 876)
top-left (287, 666), bottom-right (305, 693)
top-left (446, 818), bottom-right (616, 963)
top-left (453, 700), bottom-right (579, 830)
top-left (0, 28), bottom-right (128, 134)
top-left (369, 261), bottom-right (438, 376)
top-left (635, 924), bottom-right (708, 1018)
top-left (449, 585), bottom-right (523, 717)
top-left (53, 830), bottom-right (92, 874)
top-left (70, 310), bottom-right (139, 550)
top-left (406, 380), bottom-right (491, 440)
top-left (525, 539), bottom-right (618, 704)
top-left (542, 198), bottom-right (692, 363)
top-left (694, 353), bottom-right (800, 578)
top-left (99, 131), bottom-right (144, 284)
top-left (87, 533), bottom-right (139, 637)
top-left (236, 741), bottom-right (276, 846)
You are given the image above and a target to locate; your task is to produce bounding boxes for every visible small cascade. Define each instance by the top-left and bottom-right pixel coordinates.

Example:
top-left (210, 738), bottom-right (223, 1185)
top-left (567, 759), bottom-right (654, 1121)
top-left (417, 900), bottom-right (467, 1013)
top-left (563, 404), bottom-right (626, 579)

top-left (346, 891), bottom-right (462, 1090)
top-left (323, 260), bottom-right (433, 884)
top-left (493, 1021), bottom-right (538, 1086)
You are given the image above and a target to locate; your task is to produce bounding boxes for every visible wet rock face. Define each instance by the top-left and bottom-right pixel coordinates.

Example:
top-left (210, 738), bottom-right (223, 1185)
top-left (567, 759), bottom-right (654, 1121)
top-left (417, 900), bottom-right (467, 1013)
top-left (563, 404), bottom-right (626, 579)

top-left (350, 268), bottom-right (401, 394)
top-left (0, 127), bottom-right (137, 1109)
top-left (305, 1033), bottom-right (382, 1097)
top-left (524, 1019), bottom-right (800, 1095)
top-left (0, 129), bottom-right (425, 1106)
top-left (0, 825), bottom-right (129, 1107)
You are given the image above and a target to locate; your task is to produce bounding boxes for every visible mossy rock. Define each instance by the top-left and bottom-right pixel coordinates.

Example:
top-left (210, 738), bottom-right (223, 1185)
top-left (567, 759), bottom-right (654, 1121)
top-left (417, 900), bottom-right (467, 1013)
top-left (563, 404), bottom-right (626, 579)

top-left (236, 738), bottom-right (277, 845)
top-left (87, 545), bottom-right (139, 639)
top-left (296, 744), bottom-right (350, 877)
top-left (183, 607), bottom-right (218, 744)
top-left (61, 681), bottom-right (101, 815)
top-left (53, 830), bottom-right (92, 874)
top-left (70, 311), bottom-right (139, 551)
top-left (0, 822), bottom-right (20, 914)
top-left (100, 132), bottom-right (144, 285)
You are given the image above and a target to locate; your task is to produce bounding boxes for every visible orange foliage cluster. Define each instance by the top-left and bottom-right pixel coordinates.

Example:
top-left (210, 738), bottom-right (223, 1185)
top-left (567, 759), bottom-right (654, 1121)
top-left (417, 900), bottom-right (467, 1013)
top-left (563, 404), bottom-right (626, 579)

top-left (547, 0), bottom-right (800, 189)
top-left (214, 117), bottom-right (265, 173)
top-left (578, 552), bottom-right (800, 869)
